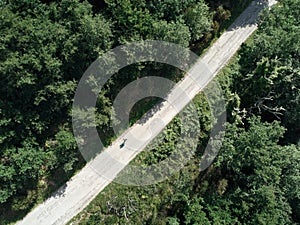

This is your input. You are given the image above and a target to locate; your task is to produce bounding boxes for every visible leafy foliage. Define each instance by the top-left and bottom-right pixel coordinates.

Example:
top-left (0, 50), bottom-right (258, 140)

top-left (1, 0), bottom-right (299, 224)
top-left (232, 0), bottom-right (300, 133)
top-left (70, 0), bottom-right (300, 224)
top-left (0, 0), bottom-right (112, 216)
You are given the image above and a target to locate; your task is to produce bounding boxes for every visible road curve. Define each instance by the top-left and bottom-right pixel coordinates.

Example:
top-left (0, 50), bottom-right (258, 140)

top-left (16, 1), bottom-right (277, 224)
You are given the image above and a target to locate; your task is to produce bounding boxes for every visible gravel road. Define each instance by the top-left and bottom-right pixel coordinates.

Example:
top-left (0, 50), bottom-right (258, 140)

top-left (16, 1), bottom-right (277, 224)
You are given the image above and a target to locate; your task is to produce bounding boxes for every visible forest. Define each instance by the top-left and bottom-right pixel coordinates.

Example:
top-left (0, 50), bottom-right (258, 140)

top-left (0, 0), bottom-right (299, 224)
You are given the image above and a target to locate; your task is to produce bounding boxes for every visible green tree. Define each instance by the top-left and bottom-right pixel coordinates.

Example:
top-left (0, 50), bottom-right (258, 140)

top-left (0, 0), bottom-right (112, 205)
top-left (183, 1), bottom-right (212, 41)
top-left (232, 0), bottom-right (300, 135)
top-left (213, 117), bottom-right (294, 224)
top-left (184, 197), bottom-right (210, 225)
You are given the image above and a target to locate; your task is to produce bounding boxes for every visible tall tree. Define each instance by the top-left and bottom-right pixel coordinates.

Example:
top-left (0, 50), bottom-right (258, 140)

top-left (0, 0), bottom-right (112, 204)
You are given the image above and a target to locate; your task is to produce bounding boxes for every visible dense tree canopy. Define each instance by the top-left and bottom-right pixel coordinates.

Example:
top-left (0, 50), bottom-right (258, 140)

top-left (0, 0), bottom-right (221, 222)
top-left (233, 0), bottom-right (300, 134)
top-left (0, 0), bottom-right (112, 206)
top-left (70, 0), bottom-right (300, 224)
top-left (1, 0), bottom-right (299, 224)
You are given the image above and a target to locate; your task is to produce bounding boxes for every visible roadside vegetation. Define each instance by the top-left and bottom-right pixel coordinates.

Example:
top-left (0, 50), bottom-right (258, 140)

top-left (1, 0), bottom-right (299, 224)
top-left (70, 0), bottom-right (300, 224)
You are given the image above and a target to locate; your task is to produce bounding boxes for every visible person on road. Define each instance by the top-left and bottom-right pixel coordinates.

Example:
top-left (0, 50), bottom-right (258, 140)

top-left (120, 138), bottom-right (127, 148)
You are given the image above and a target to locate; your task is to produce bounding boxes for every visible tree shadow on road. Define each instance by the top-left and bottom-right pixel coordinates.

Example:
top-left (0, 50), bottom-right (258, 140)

top-left (137, 100), bottom-right (165, 125)
top-left (52, 183), bottom-right (67, 199)
top-left (228, 0), bottom-right (270, 31)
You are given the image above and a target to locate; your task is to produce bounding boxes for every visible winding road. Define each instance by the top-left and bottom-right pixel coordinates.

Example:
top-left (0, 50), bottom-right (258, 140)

top-left (16, 1), bottom-right (277, 224)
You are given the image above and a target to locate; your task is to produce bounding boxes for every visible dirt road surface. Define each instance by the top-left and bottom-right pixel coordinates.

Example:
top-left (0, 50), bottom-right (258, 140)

top-left (16, 1), bottom-right (277, 224)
